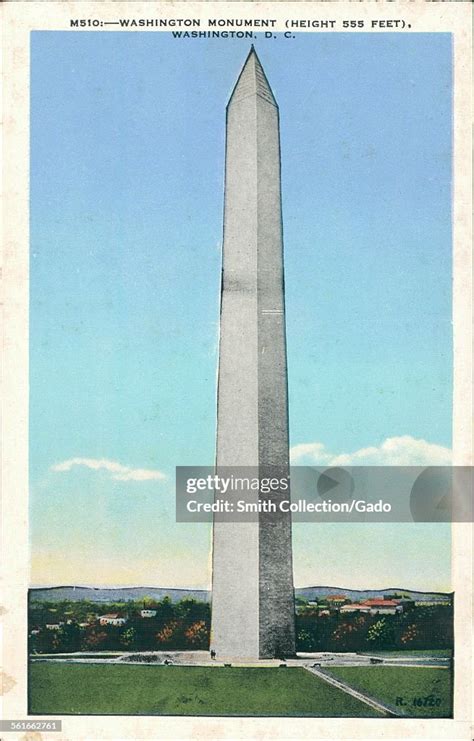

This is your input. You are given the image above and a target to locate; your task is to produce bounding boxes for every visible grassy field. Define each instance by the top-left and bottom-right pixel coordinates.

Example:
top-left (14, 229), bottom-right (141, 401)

top-left (327, 666), bottom-right (452, 717)
top-left (29, 663), bottom-right (382, 716)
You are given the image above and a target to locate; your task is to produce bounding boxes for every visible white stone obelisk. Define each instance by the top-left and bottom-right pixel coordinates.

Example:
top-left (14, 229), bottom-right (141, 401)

top-left (211, 47), bottom-right (296, 660)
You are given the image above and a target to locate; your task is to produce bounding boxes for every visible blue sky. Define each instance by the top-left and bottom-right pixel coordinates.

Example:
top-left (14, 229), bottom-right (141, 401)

top-left (30, 32), bottom-right (453, 589)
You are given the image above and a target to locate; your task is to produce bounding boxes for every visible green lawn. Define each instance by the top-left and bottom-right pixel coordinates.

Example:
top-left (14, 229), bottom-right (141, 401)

top-left (29, 663), bottom-right (382, 716)
top-left (327, 666), bottom-right (452, 717)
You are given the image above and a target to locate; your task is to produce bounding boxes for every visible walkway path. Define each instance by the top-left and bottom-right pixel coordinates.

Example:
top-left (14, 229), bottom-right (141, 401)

top-left (30, 650), bottom-right (450, 669)
top-left (303, 665), bottom-right (402, 717)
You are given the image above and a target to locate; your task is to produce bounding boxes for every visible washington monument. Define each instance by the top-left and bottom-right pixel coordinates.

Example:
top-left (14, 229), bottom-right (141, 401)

top-left (211, 48), bottom-right (296, 659)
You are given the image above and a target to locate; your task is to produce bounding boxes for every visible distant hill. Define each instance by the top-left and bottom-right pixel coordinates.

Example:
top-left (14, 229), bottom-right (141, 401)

top-left (29, 586), bottom-right (210, 603)
top-left (29, 585), bottom-right (452, 604)
top-left (295, 586), bottom-right (453, 602)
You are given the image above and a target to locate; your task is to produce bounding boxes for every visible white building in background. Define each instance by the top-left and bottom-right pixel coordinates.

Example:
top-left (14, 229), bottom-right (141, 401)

top-left (99, 613), bottom-right (127, 626)
top-left (340, 604), bottom-right (372, 615)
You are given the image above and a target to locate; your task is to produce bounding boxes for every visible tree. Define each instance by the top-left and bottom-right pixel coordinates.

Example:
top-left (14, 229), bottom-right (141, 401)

top-left (332, 622), bottom-right (358, 650)
top-left (400, 623), bottom-right (419, 646)
top-left (57, 622), bottom-right (81, 652)
top-left (297, 629), bottom-right (318, 652)
top-left (367, 618), bottom-right (394, 648)
top-left (82, 627), bottom-right (108, 650)
top-left (120, 627), bottom-right (137, 648)
top-left (184, 621), bottom-right (209, 649)
top-left (156, 620), bottom-right (180, 647)
top-left (30, 628), bottom-right (55, 654)
top-left (177, 599), bottom-right (209, 624)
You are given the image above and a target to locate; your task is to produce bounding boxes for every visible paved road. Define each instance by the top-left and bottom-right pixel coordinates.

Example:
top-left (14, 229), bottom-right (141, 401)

top-left (30, 650), bottom-right (450, 668)
top-left (296, 652), bottom-right (450, 668)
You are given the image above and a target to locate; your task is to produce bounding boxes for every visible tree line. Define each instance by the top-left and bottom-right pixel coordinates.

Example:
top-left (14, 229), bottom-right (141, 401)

top-left (296, 605), bottom-right (453, 652)
top-left (29, 597), bottom-right (453, 654)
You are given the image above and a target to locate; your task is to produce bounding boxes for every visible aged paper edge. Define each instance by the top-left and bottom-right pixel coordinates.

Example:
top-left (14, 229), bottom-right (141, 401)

top-left (2, 2), bottom-right (472, 739)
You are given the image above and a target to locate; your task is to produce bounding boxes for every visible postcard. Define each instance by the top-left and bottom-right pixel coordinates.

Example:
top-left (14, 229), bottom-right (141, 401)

top-left (2, 2), bottom-right (472, 739)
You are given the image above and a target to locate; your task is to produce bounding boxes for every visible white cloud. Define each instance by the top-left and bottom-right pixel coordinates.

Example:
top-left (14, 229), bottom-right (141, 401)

top-left (51, 457), bottom-right (167, 482)
top-left (290, 436), bottom-right (452, 466)
top-left (290, 442), bottom-right (329, 463)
